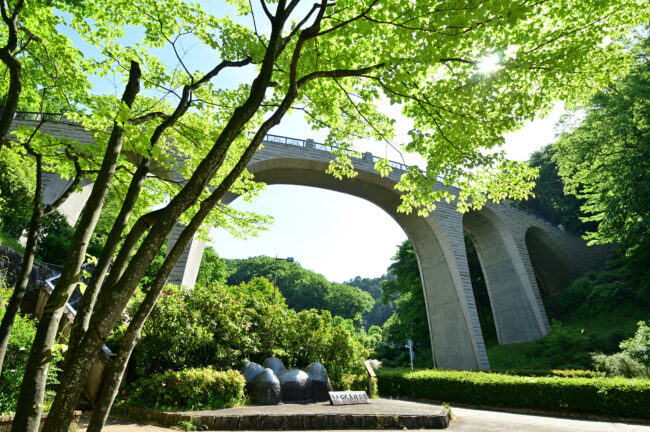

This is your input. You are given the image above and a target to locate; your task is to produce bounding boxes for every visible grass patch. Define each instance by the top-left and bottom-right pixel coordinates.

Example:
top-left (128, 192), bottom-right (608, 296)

top-left (0, 231), bottom-right (25, 255)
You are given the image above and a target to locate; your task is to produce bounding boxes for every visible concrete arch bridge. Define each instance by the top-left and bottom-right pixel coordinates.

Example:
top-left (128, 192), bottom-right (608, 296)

top-left (10, 116), bottom-right (612, 371)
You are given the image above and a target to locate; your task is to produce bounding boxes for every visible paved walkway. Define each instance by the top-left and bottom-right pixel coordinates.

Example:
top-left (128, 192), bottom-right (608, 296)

top-left (78, 402), bottom-right (650, 432)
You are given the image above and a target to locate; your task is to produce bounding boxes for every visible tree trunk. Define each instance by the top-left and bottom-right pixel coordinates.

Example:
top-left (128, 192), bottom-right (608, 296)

top-left (66, 158), bottom-right (151, 356)
top-left (0, 207), bottom-right (41, 372)
top-left (83, 64), bottom-right (304, 431)
top-left (0, 0), bottom-right (24, 145)
top-left (11, 61), bottom-right (142, 432)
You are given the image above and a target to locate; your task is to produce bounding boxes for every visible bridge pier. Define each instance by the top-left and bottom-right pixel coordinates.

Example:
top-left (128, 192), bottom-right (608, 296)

top-left (167, 224), bottom-right (206, 289)
top-left (464, 208), bottom-right (548, 345)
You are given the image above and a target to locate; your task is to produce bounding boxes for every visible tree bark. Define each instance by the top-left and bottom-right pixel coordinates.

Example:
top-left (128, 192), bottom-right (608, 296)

top-left (66, 158), bottom-right (151, 356)
top-left (0, 0), bottom-right (24, 146)
top-left (11, 61), bottom-right (142, 432)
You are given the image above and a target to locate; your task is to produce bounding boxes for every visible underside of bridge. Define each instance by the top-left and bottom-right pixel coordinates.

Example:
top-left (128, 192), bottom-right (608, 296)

top-left (525, 227), bottom-right (580, 296)
top-left (242, 157), bottom-right (489, 370)
top-left (463, 210), bottom-right (546, 345)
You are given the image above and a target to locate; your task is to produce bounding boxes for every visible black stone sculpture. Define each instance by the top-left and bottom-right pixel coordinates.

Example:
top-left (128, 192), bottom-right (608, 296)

top-left (242, 358), bottom-right (333, 405)
top-left (305, 362), bottom-right (333, 401)
top-left (249, 368), bottom-right (282, 405)
top-left (243, 361), bottom-right (263, 384)
top-left (262, 357), bottom-right (287, 375)
top-left (278, 369), bottom-right (311, 402)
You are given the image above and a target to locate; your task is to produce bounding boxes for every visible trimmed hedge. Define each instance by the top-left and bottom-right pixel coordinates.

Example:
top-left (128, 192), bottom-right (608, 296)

top-left (377, 368), bottom-right (650, 419)
top-left (491, 369), bottom-right (606, 378)
top-left (126, 368), bottom-right (245, 411)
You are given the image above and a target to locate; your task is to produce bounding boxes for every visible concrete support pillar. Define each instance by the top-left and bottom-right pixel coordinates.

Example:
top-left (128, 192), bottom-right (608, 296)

top-left (166, 223), bottom-right (206, 290)
top-left (463, 209), bottom-right (548, 344)
top-left (400, 207), bottom-right (489, 371)
top-left (41, 172), bottom-right (93, 226)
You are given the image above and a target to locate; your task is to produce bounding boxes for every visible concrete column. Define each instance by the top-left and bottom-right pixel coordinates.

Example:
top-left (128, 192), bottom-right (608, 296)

top-left (463, 209), bottom-right (547, 344)
top-left (166, 223), bottom-right (206, 290)
top-left (41, 172), bottom-right (93, 225)
top-left (401, 207), bottom-right (489, 371)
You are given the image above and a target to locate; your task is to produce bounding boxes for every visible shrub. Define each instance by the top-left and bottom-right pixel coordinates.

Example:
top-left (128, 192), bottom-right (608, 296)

top-left (491, 369), bottom-right (605, 378)
top-left (591, 353), bottom-right (648, 378)
top-left (619, 321), bottom-right (650, 367)
top-left (127, 280), bottom-right (369, 390)
top-left (523, 321), bottom-right (592, 369)
top-left (377, 368), bottom-right (650, 419)
top-left (126, 368), bottom-right (245, 411)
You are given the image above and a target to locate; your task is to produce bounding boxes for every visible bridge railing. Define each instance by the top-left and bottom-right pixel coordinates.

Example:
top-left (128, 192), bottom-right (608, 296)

top-left (1, 110), bottom-right (67, 122)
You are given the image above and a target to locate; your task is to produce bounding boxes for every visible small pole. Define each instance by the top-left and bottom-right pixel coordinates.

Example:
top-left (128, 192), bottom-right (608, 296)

top-left (407, 339), bottom-right (414, 371)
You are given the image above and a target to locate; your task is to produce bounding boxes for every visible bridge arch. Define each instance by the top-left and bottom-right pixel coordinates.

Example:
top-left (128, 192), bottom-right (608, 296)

top-left (463, 208), bottom-right (547, 344)
top-left (224, 156), bottom-right (489, 370)
top-left (13, 117), bottom-right (611, 370)
top-left (525, 226), bottom-right (580, 296)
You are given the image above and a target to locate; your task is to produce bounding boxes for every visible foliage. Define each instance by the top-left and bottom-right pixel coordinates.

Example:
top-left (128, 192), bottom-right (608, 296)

top-left (490, 369), bottom-right (605, 379)
top-left (325, 283), bottom-right (374, 321)
top-left (0, 153), bottom-right (33, 239)
top-left (0, 287), bottom-right (60, 415)
top-left (125, 279), bottom-right (369, 390)
top-left (4, 0), bottom-right (650, 428)
top-left (554, 33), bottom-right (650, 266)
top-left (226, 256), bottom-right (375, 320)
top-left (377, 368), bottom-right (650, 420)
top-left (557, 261), bottom-right (650, 316)
top-left (196, 246), bottom-right (228, 288)
top-left (379, 240), bottom-right (432, 366)
top-left (513, 144), bottom-right (592, 234)
top-left (522, 322), bottom-right (593, 369)
top-left (35, 212), bottom-right (74, 266)
top-left (619, 321), bottom-right (650, 367)
top-left (591, 353), bottom-right (648, 378)
top-left (125, 368), bottom-right (244, 411)
top-left (346, 275), bottom-right (394, 329)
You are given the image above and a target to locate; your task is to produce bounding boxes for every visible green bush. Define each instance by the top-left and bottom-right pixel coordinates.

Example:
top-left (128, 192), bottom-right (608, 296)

top-left (491, 369), bottom-right (605, 378)
top-left (619, 321), bottom-right (650, 367)
top-left (126, 368), bottom-right (245, 411)
top-left (377, 368), bottom-right (650, 419)
top-left (126, 279), bottom-right (369, 390)
top-left (523, 321), bottom-right (592, 369)
top-left (592, 353), bottom-right (648, 378)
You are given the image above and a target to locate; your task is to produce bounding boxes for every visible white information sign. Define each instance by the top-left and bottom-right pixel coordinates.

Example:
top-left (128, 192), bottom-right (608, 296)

top-left (328, 390), bottom-right (370, 405)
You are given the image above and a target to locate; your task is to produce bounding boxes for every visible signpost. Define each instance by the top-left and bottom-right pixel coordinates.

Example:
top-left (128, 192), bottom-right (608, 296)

top-left (363, 360), bottom-right (376, 398)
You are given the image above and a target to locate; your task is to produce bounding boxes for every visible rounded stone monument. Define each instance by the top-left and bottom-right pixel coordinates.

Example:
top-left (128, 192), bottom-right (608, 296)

top-left (262, 356), bottom-right (287, 375)
top-left (278, 369), bottom-right (311, 402)
top-left (249, 368), bottom-right (282, 405)
top-left (305, 362), bottom-right (333, 401)
top-left (242, 361), bottom-right (263, 384)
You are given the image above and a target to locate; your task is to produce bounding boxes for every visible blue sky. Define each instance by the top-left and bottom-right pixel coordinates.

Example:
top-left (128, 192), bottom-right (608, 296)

top-left (58, 2), bottom-right (566, 283)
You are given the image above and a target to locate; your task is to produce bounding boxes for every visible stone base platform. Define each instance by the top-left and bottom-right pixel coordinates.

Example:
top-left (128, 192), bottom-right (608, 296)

top-left (127, 399), bottom-right (450, 430)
